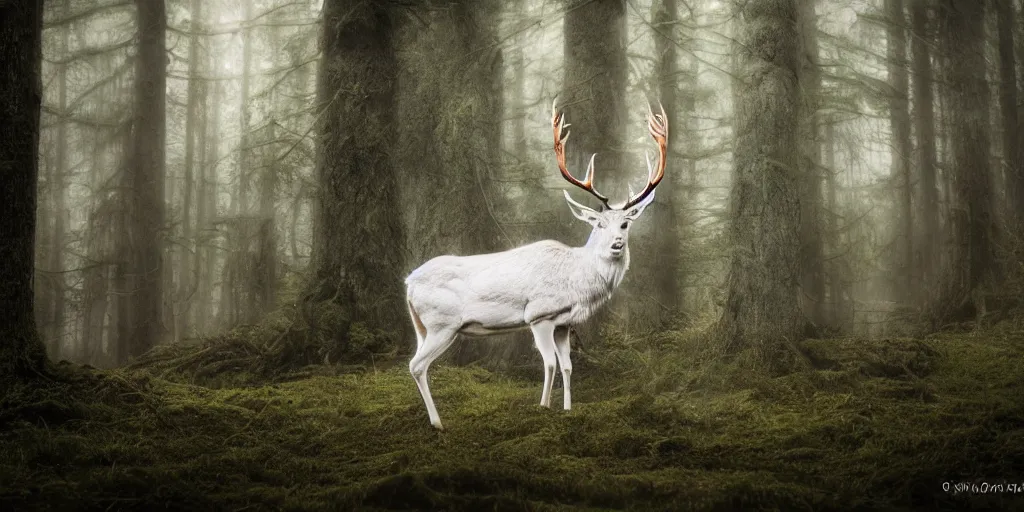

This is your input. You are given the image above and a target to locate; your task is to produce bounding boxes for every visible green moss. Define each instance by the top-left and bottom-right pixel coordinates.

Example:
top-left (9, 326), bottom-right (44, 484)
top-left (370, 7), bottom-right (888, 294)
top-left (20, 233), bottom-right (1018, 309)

top-left (2, 328), bottom-right (1024, 510)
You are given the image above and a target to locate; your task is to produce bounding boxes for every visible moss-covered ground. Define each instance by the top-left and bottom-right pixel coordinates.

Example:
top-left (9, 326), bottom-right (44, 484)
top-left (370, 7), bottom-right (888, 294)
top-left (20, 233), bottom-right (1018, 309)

top-left (2, 324), bottom-right (1024, 511)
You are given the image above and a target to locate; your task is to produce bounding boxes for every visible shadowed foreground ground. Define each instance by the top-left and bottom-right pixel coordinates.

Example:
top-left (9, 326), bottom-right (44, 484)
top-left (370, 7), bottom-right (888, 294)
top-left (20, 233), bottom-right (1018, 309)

top-left (2, 325), bottom-right (1023, 511)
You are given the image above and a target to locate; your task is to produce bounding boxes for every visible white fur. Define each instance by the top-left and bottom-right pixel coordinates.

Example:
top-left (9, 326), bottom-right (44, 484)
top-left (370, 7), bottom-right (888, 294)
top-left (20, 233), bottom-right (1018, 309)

top-left (405, 190), bottom-right (656, 429)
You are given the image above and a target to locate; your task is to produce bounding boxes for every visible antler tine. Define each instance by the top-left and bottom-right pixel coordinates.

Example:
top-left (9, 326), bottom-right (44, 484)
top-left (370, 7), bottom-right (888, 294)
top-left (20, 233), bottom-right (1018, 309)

top-left (552, 101), bottom-right (610, 207)
top-left (622, 102), bottom-right (669, 210)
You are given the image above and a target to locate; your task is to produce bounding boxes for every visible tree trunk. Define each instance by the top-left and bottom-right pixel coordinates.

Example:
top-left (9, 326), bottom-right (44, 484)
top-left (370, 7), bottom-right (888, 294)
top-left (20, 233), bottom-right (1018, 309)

top-left (401, 1), bottom-right (502, 268)
top-left (116, 0), bottom-right (167, 363)
top-left (176, 0), bottom-right (202, 343)
top-left (0, 0), bottom-right (49, 381)
top-left (936, 0), bottom-right (995, 320)
top-left (823, 121), bottom-right (851, 327)
top-left (235, 0), bottom-right (253, 218)
top-left (886, 0), bottom-right (914, 302)
top-left (936, 13), bottom-right (954, 271)
top-left (253, 16), bottom-right (283, 325)
top-left (561, 0), bottom-right (628, 340)
top-left (997, 0), bottom-right (1024, 229)
top-left (910, 0), bottom-right (939, 298)
top-left (799, 0), bottom-right (826, 327)
top-left (511, 0), bottom-right (528, 157)
top-left (81, 114), bottom-right (112, 365)
top-left (409, 1), bottom-right (505, 365)
top-left (561, 0), bottom-right (628, 205)
top-left (717, 0), bottom-right (805, 357)
top-left (198, 78), bottom-right (220, 336)
top-left (1013, 0), bottom-right (1024, 226)
top-left (680, 25), bottom-right (701, 316)
top-left (189, 65), bottom-right (208, 338)
top-left (649, 0), bottom-right (682, 325)
top-left (306, 0), bottom-right (406, 353)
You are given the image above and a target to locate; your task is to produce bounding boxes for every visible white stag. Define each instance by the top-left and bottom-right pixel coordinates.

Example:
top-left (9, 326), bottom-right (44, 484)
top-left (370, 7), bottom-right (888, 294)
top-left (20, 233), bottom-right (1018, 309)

top-left (404, 101), bottom-right (668, 429)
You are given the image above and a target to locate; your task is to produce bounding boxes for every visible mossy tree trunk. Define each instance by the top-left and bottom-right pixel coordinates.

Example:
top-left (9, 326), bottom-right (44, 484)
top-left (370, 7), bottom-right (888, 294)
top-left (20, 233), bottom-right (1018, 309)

top-left (398, 1), bottom-right (503, 269)
top-left (798, 0), bottom-right (826, 328)
top-left (115, 0), bottom-right (167, 364)
top-left (306, 0), bottom-right (406, 355)
top-left (910, 0), bottom-right (939, 300)
top-left (886, 0), bottom-right (914, 303)
top-left (935, 0), bottom-right (996, 321)
top-left (717, 0), bottom-right (805, 357)
top-left (392, 1), bottom-right (507, 365)
top-left (0, 0), bottom-right (49, 381)
top-left (439, 0), bottom-right (504, 256)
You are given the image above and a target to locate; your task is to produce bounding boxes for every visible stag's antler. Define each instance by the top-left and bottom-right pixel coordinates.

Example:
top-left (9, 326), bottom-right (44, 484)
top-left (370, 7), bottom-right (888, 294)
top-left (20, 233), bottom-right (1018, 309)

top-left (552, 100), bottom-right (610, 208)
top-left (621, 102), bottom-right (669, 211)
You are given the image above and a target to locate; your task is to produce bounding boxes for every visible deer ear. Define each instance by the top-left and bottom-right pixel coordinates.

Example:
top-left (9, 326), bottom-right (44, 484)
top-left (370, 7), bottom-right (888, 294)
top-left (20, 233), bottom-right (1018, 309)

top-left (623, 189), bottom-right (656, 219)
top-left (563, 190), bottom-right (602, 226)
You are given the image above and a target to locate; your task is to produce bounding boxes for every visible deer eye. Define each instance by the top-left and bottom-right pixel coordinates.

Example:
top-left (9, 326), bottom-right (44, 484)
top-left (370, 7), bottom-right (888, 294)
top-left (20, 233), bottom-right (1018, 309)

top-left (620, 222), bottom-right (629, 229)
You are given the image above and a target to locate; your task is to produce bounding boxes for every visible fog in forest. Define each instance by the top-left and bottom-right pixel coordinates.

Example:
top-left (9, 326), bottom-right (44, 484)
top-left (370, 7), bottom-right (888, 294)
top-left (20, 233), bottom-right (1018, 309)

top-left (28, 0), bottom-right (1020, 370)
top-left (5, 0), bottom-right (1024, 509)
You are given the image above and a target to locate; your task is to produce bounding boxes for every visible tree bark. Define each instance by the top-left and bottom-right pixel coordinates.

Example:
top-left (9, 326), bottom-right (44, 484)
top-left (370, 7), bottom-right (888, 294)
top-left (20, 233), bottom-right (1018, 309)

top-left (910, 0), bottom-right (939, 296)
top-left (399, 1), bottom-right (502, 270)
top-left (0, 0), bottom-right (49, 381)
top-left (997, 0), bottom-right (1024, 228)
top-left (116, 0), bottom-right (167, 363)
top-left (886, 0), bottom-right (914, 302)
top-left (307, 0), bottom-right (406, 347)
top-left (198, 77), bottom-right (221, 337)
top-left (936, 0), bottom-right (995, 320)
top-left (717, 0), bottom-right (805, 357)
top-left (176, 0), bottom-right (202, 342)
top-left (823, 121), bottom-right (851, 327)
top-left (799, 0), bottom-right (826, 327)
top-left (252, 14), bottom-right (284, 325)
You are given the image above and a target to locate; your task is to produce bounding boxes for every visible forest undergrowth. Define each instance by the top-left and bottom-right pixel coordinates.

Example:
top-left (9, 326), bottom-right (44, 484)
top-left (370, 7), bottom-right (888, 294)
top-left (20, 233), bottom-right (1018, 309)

top-left (2, 318), bottom-right (1024, 511)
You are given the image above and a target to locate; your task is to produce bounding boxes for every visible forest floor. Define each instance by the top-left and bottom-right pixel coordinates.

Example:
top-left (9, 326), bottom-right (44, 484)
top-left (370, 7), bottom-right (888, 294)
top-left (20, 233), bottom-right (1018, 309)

top-left (2, 322), bottom-right (1024, 511)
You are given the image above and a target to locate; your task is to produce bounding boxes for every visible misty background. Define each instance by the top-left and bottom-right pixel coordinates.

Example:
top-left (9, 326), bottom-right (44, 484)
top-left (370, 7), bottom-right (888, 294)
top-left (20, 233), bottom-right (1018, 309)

top-left (30, 0), bottom-right (1022, 371)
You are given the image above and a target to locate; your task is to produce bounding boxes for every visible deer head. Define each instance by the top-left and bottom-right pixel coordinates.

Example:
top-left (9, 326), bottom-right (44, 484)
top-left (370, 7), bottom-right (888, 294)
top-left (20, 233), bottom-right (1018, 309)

top-left (552, 101), bottom-right (669, 260)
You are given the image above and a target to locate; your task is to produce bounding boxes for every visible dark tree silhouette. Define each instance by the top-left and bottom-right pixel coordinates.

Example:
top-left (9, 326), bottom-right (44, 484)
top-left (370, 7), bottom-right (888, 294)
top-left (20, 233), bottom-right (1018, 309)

top-left (0, 0), bottom-right (48, 381)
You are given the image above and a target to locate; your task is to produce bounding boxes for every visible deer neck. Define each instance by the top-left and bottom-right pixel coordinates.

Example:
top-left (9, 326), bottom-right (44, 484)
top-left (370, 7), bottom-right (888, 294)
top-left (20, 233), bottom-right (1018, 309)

top-left (575, 240), bottom-right (630, 293)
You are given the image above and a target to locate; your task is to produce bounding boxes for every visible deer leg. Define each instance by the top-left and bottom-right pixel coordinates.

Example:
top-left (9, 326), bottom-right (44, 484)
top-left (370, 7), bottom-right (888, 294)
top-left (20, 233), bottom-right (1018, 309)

top-left (407, 301), bottom-right (427, 350)
top-left (553, 326), bottom-right (572, 410)
top-left (408, 326), bottom-right (458, 430)
top-left (530, 321), bottom-right (558, 408)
